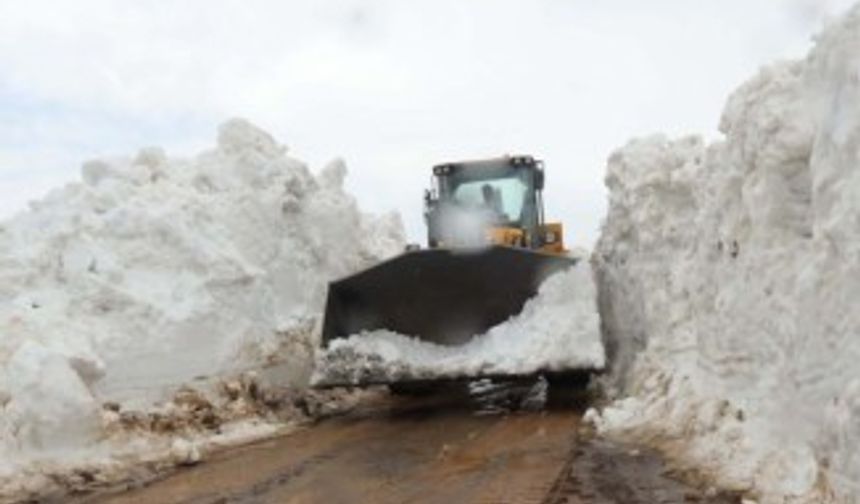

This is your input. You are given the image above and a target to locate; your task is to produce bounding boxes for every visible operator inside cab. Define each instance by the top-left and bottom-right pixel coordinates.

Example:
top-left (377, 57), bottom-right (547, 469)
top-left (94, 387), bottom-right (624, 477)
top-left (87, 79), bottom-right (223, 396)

top-left (480, 183), bottom-right (505, 222)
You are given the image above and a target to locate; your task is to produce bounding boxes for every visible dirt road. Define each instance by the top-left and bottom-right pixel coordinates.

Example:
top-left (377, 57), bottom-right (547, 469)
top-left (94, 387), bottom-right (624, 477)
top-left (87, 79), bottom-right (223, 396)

top-left (74, 383), bottom-right (739, 504)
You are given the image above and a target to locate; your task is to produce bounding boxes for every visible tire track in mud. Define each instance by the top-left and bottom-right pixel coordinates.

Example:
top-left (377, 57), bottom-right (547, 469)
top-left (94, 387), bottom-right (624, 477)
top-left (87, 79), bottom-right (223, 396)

top-left (542, 440), bottom-right (742, 504)
top-left (182, 451), bottom-right (338, 504)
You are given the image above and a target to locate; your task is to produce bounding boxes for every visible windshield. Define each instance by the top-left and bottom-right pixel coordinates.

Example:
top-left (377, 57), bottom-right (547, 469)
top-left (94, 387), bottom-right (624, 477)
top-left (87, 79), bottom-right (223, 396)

top-left (449, 170), bottom-right (531, 224)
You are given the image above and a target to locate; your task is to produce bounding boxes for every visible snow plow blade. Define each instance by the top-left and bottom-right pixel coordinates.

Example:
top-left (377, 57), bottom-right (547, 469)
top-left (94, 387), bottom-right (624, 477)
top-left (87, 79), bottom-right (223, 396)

top-left (321, 246), bottom-right (577, 348)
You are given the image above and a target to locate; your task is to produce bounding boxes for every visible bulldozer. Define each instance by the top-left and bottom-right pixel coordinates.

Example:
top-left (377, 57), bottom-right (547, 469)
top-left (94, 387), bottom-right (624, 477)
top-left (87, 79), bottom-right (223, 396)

top-left (318, 155), bottom-right (579, 386)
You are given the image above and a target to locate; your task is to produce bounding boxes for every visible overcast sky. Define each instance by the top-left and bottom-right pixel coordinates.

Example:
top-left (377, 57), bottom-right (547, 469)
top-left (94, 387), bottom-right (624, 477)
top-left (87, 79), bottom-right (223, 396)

top-left (0, 0), bottom-right (856, 246)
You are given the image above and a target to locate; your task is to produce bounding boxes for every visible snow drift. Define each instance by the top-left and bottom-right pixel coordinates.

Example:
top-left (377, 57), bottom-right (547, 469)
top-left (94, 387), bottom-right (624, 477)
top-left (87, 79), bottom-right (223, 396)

top-left (589, 5), bottom-right (860, 503)
top-left (0, 119), bottom-right (404, 500)
top-left (313, 261), bottom-right (605, 386)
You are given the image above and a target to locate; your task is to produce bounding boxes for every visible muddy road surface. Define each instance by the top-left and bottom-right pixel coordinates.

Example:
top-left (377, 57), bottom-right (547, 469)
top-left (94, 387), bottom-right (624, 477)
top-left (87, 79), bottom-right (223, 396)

top-left (74, 382), bottom-right (739, 504)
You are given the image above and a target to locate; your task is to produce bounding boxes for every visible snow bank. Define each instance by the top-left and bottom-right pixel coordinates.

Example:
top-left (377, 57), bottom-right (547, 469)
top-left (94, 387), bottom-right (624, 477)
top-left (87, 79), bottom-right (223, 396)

top-left (589, 6), bottom-right (860, 503)
top-left (0, 119), bottom-right (403, 501)
top-left (313, 262), bottom-right (604, 385)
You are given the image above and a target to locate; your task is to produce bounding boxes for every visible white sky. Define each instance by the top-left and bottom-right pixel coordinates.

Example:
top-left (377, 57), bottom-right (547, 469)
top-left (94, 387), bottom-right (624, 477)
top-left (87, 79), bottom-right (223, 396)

top-left (0, 0), bottom-right (856, 246)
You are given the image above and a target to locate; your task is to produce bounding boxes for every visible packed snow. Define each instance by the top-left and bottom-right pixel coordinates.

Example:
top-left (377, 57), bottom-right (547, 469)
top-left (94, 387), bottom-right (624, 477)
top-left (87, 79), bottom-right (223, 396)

top-left (0, 119), bottom-right (404, 501)
top-left (588, 5), bottom-right (860, 503)
top-left (313, 261), bottom-right (605, 386)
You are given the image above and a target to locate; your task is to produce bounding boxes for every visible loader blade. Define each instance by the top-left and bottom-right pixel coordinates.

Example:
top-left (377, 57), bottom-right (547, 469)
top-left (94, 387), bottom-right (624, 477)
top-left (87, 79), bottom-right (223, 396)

top-left (321, 246), bottom-right (577, 348)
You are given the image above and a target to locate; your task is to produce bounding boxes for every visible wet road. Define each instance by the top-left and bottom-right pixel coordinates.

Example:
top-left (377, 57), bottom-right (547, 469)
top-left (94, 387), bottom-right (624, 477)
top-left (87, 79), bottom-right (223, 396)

top-left (75, 383), bottom-right (739, 504)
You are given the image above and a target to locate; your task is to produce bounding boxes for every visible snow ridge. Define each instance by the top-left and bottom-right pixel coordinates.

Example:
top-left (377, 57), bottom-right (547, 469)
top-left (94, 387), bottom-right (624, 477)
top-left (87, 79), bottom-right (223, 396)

top-left (0, 119), bottom-right (404, 500)
top-left (590, 5), bottom-right (860, 503)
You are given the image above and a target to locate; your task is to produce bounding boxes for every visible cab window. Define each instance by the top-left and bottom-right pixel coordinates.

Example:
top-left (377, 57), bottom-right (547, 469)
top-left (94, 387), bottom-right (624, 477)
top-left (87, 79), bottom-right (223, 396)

top-left (451, 175), bottom-right (529, 224)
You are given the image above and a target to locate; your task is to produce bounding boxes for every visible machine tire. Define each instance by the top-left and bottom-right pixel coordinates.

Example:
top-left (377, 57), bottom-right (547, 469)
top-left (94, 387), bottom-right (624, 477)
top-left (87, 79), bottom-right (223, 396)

top-left (543, 371), bottom-right (591, 407)
top-left (388, 382), bottom-right (439, 396)
top-left (543, 371), bottom-right (590, 389)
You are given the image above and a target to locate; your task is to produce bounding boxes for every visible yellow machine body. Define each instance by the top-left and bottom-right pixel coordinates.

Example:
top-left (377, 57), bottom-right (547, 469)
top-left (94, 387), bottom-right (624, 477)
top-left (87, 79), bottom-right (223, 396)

top-left (486, 222), bottom-right (566, 255)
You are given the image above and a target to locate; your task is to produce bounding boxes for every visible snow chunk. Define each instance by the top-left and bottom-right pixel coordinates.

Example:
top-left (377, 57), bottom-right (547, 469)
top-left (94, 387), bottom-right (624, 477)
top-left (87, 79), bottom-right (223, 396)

top-left (313, 263), bottom-right (604, 385)
top-left (2, 341), bottom-right (101, 453)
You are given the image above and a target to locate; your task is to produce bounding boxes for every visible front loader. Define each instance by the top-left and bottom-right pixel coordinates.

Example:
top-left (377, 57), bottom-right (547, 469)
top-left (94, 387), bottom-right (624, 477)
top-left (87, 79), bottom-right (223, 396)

top-left (318, 155), bottom-right (578, 386)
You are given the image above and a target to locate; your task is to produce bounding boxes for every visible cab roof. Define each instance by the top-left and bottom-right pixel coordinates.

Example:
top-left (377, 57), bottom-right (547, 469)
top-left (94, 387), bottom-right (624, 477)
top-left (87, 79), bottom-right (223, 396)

top-left (432, 155), bottom-right (541, 176)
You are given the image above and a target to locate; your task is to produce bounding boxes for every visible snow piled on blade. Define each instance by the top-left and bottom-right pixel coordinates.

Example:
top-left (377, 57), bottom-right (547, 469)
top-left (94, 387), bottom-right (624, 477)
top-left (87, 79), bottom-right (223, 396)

top-left (588, 5), bottom-right (860, 503)
top-left (313, 262), bottom-right (604, 386)
top-left (0, 119), bottom-right (404, 500)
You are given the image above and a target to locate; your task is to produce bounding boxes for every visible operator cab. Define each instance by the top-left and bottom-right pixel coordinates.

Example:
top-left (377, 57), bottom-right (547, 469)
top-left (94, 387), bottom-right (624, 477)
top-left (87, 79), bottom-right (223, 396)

top-left (425, 156), bottom-right (546, 249)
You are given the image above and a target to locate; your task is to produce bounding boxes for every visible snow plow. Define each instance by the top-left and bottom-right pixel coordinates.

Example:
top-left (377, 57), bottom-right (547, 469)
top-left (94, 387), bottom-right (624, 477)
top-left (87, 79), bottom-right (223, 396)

top-left (316, 155), bottom-right (586, 387)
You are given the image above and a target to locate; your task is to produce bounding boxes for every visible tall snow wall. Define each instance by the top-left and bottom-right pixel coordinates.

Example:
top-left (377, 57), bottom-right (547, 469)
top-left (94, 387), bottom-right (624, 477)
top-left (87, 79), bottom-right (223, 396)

top-left (0, 119), bottom-right (404, 492)
top-left (591, 6), bottom-right (860, 503)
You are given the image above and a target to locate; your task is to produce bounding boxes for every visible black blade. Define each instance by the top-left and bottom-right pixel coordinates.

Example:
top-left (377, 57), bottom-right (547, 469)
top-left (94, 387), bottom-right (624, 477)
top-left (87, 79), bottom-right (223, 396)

top-left (321, 246), bottom-right (576, 347)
